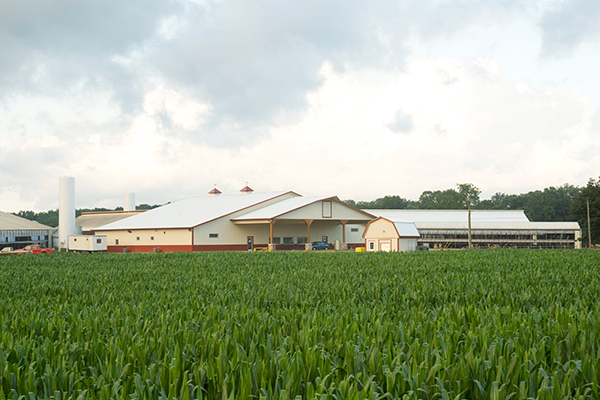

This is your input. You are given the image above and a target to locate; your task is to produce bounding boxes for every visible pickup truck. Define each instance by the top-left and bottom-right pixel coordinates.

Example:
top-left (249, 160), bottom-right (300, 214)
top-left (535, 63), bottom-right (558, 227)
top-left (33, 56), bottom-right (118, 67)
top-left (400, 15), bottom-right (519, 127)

top-left (12, 245), bottom-right (55, 255)
top-left (0, 247), bottom-right (15, 256)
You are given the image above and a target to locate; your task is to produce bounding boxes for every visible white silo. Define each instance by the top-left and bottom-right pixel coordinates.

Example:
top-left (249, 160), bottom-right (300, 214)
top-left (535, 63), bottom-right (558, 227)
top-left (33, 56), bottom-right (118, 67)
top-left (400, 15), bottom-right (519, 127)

top-left (58, 177), bottom-right (76, 251)
top-left (124, 193), bottom-right (136, 211)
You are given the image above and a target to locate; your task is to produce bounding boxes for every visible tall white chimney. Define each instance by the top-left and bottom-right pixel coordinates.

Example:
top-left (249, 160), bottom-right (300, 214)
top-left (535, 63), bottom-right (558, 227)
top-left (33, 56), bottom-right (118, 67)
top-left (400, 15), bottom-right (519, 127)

top-left (58, 177), bottom-right (76, 250)
top-left (124, 193), bottom-right (136, 211)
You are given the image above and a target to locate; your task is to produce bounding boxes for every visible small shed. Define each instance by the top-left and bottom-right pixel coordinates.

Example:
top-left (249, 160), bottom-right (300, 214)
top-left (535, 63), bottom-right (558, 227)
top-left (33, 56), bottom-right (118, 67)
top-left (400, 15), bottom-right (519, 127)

top-left (363, 217), bottom-right (420, 252)
top-left (68, 235), bottom-right (107, 252)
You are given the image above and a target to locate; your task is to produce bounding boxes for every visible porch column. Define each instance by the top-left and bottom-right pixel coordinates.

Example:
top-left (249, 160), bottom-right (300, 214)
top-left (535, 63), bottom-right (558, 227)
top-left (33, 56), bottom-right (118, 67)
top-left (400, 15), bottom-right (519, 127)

top-left (305, 219), bottom-right (313, 251)
top-left (340, 220), bottom-right (348, 244)
top-left (269, 219), bottom-right (275, 251)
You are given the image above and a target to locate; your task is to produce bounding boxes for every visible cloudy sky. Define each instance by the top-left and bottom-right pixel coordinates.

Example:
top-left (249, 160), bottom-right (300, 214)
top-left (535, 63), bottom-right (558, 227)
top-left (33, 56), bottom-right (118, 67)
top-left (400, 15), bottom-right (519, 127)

top-left (2, 0), bottom-right (600, 211)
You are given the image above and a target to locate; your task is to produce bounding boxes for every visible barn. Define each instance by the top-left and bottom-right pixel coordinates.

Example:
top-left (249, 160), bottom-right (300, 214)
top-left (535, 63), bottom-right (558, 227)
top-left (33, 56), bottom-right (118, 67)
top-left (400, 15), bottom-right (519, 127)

top-left (362, 216), bottom-right (419, 252)
top-left (0, 210), bottom-right (55, 250)
top-left (93, 187), bottom-right (375, 252)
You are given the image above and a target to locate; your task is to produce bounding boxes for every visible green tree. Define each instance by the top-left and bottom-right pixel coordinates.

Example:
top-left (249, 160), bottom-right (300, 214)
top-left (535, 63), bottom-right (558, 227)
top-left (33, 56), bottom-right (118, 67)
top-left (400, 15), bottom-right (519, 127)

top-left (571, 178), bottom-right (600, 246)
top-left (14, 209), bottom-right (59, 227)
top-left (343, 196), bottom-right (415, 209)
top-left (417, 183), bottom-right (480, 209)
top-left (13, 203), bottom-right (162, 228)
top-left (478, 184), bottom-right (580, 221)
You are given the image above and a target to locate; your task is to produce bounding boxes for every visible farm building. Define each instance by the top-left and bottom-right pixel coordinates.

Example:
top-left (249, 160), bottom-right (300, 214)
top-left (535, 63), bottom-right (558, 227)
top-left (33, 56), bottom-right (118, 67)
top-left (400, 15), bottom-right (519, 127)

top-left (362, 217), bottom-right (419, 252)
top-left (93, 187), bottom-right (375, 252)
top-left (0, 210), bottom-right (55, 250)
top-left (367, 209), bottom-right (581, 249)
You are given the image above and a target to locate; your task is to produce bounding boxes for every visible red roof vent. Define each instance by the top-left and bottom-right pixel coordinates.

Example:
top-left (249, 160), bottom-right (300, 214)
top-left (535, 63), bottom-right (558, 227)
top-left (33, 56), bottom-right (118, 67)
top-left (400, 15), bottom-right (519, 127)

top-left (209, 187), bottom-right (222, 196)
top-left (240, 185), bottom-right (254, 195)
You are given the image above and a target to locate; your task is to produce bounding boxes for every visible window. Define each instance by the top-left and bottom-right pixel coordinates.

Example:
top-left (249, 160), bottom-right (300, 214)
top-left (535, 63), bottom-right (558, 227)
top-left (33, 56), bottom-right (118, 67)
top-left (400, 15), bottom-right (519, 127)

top-left (322, 201), bottom-right (332, 218)
top-left (96, 239), bottom-right (102, 244)
top-left (115, 239), bottom-right (119, 245)
top-left (271, 237), bottom-right (281, 245)
top-left (351, 228), bottom-right (359, 233)
top-left (150, 236), bottom-right (154, 241)
top-left (369, 241), bottom-right (375, 250)
top-left (283, 237), bottom-right (294, 245)
top-left (297, 237), bottom-right (308, 244)
top-left (73, 238), bottom-right (77, 242)
top-left (209, 233), bottom-right (218, 238)
top-left (136, 237), bottom-right (140, 241)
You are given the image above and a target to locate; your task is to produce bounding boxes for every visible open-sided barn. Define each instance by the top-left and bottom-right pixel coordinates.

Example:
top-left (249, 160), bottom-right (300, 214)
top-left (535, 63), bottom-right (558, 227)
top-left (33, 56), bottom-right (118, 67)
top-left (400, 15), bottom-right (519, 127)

top-left (367, 209), bottom-right (581, 249)
top-left (0, 210), bottom-right (55, 250)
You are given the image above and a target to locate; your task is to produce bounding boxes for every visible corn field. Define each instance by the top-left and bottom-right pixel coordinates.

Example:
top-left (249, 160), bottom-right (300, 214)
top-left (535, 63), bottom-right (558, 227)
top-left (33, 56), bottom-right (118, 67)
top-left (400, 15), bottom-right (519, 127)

top-left (1, 250), bottom-right (600, 399)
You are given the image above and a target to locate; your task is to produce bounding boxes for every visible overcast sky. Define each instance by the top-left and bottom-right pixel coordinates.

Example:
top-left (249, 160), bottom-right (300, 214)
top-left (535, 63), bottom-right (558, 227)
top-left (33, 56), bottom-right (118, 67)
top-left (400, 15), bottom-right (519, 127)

top-left (2, 0), bottom-right (600, 212)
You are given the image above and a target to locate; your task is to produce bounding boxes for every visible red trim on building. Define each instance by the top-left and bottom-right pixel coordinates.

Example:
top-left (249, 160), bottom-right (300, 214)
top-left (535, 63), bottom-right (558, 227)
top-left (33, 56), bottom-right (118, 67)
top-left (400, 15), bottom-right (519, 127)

top-left (107, 245), bottom-right (193, 253)
top-left (347, 243), bottom-right (365, 249)
top-left (240, 185), bottom-right (254, 193)
top-left (192, 244), bottom-right (253, 251)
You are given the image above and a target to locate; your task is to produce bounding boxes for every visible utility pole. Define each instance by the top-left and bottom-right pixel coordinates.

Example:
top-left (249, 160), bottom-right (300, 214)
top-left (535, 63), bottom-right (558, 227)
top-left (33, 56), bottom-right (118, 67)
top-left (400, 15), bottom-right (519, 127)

top-left (587, 197), bottom-right (592, 248)
top-left (468, 194), bottom-right (472, 249)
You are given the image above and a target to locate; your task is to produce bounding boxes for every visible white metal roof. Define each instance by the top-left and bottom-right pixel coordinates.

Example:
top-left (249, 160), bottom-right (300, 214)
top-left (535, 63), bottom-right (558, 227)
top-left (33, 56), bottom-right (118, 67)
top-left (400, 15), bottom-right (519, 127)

top-left (76, 211), bottom-right (146, 232)
top-left (367, 209), bottom-right (579, 231)
top-left (95, 192), bottom-right (297, 230)
top-left (415, 221), bottom-right (581, 231)
top-left (393, 221), bottom-right (420, 237)
top-left (368, 209), bottom-right (531, 223)
top-left (0, 211), bottom-right (54, 230)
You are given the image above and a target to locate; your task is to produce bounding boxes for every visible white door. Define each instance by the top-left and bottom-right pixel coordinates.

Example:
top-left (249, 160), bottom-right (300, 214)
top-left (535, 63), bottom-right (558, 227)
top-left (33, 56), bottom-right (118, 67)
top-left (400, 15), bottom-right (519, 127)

top-left (380, 240), bottom-right (391, 252)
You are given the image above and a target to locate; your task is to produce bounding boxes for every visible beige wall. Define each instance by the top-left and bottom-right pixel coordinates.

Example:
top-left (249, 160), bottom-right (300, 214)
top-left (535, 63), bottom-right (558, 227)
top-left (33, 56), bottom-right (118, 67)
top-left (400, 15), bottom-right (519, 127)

top-left (95, 228), bottom-right (192, 246)
top-left (195, 219), bottom-right (351, 246)
top-left (364, 219), bottom-right (399, 252)
top-left (346, 224), bottom-right (366, 243)
top-left (364, 219), bottom-right (399, 239)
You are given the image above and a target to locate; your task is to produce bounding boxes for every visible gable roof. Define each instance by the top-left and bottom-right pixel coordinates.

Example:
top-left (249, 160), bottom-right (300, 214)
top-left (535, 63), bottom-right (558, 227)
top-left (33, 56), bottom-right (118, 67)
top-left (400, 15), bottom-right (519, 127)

top-left (231, 196), bottom-right (375, 221)
top-left (0, 211), bottom-right (54, 230)
top-left (393, 221), bottom-right (420, 237)
top-left (95, 191), bottom-right (298, 231)
top-left (363, 216), bottom-right (419, 238)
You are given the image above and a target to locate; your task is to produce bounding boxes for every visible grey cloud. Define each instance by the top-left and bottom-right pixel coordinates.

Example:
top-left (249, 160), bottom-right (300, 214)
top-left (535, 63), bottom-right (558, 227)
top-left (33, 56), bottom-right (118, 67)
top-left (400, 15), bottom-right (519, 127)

top-left (434, 124), bottom-right (448, 136)
top-left (0, 0), bottom-right (529, 150)
top-left (539, 0), bottom-right (600, 57)
top-left (0, 0), bottom-right (179, 109)
top-left (151, 0), bottom-right (523, 146)
top-left (388, 110), bottom-right (413, 134)
top-left (150, 0), bottom-right (411, 145)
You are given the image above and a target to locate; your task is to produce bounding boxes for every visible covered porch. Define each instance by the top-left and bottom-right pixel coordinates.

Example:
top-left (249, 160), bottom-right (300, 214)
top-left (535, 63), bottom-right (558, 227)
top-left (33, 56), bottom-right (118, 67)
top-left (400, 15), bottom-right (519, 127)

top-left (230, 196), bottom-right (374, 250)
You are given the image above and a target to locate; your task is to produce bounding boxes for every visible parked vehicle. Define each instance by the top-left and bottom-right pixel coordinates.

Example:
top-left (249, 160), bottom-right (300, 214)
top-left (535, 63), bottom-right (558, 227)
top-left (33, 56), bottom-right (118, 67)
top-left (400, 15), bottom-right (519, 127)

top-left (12, 245), bottom-right (55, 255)
top-left (0, 247), bottom-right (15, 255)
top-left (311, 241), bottom-right (329, 250)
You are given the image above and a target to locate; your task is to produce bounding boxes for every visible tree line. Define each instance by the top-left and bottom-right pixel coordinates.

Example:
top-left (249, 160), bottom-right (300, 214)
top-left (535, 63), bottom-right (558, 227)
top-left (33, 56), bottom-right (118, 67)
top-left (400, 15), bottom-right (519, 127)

top-left (13, 204), bottom-right (161, 228)
top-left (344, 179), bottom-right (600, 245)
